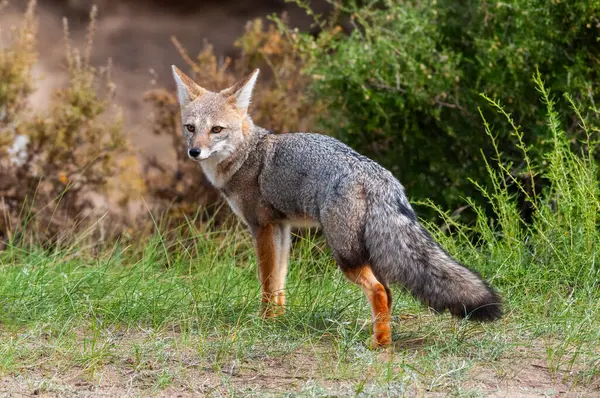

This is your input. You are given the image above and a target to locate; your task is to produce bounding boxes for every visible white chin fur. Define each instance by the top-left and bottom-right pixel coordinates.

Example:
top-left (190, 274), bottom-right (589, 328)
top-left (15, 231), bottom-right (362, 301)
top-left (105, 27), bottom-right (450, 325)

top-left (198, 152), bottom-right (214, 161)
top-left (188, 149), bottom-right (215, 161)
top-left (197, 144), bottom-right (235, 188)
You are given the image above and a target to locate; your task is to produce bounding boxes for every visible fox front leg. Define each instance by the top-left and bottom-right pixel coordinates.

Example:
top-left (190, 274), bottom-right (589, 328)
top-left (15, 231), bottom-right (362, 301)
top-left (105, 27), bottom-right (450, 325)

top-left (253, 224), bottom-right (288, 317)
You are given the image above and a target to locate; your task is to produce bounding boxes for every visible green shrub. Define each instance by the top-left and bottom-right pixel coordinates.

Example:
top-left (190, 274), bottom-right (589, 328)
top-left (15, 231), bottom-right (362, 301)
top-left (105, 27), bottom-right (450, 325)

top-left (416, 77), bottom-right (600, 375)
top-left (288, 0), bottom-right (600, 219)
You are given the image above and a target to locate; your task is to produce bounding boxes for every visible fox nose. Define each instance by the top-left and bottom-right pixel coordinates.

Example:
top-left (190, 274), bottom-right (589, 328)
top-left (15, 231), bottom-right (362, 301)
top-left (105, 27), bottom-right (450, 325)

top-left (188, 148), bottom-right (201, 158)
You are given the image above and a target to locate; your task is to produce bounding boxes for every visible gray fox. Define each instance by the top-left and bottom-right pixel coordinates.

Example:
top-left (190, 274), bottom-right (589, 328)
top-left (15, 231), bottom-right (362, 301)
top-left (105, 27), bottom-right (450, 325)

top-left (171, 66), bottom-right (502, 347)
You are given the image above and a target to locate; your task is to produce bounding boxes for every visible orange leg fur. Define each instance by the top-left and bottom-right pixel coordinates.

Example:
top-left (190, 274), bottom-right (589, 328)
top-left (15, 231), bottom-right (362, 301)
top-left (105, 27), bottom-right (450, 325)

top-left (254, 225), bottom-right (287, 317)
top-left (343, 265), bottom-right (392, 347)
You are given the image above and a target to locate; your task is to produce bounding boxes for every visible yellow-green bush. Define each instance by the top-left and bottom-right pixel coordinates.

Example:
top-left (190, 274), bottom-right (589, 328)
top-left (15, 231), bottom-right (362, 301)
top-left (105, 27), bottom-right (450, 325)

top-left (0, 3), bottom-right (136, 246)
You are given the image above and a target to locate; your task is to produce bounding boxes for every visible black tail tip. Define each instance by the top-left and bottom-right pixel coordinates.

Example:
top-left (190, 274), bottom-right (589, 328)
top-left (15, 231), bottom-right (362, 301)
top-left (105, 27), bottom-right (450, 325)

top-left (448, 291), bottom-right (503, 322)
top-left (464, 302), bottom-right (503, 322)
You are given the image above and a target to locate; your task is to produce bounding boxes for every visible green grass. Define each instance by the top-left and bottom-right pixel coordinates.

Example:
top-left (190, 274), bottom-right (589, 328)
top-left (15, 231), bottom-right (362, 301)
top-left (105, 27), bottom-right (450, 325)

top-left (0, 79), bottom-right (599, 396)
top-left (0, 222), bottom-right (597, 396)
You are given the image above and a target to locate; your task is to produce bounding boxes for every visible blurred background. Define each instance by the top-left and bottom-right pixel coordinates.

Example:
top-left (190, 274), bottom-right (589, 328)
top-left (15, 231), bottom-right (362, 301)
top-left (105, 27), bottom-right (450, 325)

top-left (0, 0), bottom-right (598, 246)
top-left (2, 0), bottom-right (329, 161)
top-left (0, 0), bottom-right (333, 243)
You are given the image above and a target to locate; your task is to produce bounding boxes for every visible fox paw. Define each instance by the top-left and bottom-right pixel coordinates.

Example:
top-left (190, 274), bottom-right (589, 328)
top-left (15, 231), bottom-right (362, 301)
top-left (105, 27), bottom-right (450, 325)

top-left (259, 303), bottom-right (285, 318)
top-left (371, 328), bottom-right (392, 348)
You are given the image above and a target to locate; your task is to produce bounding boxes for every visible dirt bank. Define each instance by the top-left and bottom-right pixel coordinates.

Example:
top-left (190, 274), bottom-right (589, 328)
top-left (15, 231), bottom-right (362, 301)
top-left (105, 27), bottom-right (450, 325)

top-left (1, 0), bottom-right (327, 162)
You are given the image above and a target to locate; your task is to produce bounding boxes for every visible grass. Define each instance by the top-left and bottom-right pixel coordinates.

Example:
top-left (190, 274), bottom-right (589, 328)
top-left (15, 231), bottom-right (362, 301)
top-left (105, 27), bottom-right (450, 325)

top-left (0, 223), bottom-right (597, 396)
top-left (0, 81), bottom-right (599, 396)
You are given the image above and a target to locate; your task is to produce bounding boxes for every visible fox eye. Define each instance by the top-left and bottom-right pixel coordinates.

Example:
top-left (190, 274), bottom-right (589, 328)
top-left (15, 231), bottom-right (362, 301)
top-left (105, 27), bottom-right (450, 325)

top-left (211, 126), bottom-right (224, 134)
top-left (184, 124), bottom-right (195, 133)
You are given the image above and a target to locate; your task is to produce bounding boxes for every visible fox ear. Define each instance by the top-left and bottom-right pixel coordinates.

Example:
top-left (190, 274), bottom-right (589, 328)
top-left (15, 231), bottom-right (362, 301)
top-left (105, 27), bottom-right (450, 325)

top-left (221, 69), bottom-right (259, 114)
top-left (171, 65), bottom-right (207, 108)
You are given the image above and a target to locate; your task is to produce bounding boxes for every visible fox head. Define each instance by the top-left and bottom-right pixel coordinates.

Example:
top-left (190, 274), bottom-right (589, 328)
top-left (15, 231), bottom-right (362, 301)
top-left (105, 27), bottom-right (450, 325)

top-left (171, 65), bottom-right (259, 162)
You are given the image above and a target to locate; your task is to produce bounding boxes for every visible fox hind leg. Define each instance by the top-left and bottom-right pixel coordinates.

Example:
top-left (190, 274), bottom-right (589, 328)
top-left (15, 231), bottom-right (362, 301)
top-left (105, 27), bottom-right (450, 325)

top-left (343, 264), bottom-right (392, 347)
top-left (253, 224), bottom-right (289, 317)
top-left (317, 193), bottom-right (390, 345)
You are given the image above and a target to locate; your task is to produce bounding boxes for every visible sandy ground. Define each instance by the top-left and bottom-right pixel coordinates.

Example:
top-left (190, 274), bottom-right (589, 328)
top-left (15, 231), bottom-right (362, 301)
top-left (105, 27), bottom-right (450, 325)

top-left (0, 332), bottom-right (597, 397)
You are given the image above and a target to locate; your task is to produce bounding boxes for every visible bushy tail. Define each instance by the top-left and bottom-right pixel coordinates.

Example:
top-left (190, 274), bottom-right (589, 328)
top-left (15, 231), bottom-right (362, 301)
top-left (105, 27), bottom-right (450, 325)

top-left (364, 200), bottom-right (502, 321)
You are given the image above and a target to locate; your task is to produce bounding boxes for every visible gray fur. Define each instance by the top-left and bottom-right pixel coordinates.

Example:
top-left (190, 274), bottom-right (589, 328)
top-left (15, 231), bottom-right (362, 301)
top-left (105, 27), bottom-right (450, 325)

top-left (222, 128), bottom-right (502, 321)
top-left (171, 67), bottom-right (502, 322)
top-left (258, 131), bottom-right (501, 320)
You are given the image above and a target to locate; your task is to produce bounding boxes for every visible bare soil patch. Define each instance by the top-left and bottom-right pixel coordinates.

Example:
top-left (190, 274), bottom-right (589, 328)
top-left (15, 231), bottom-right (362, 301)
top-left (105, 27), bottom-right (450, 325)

top-left (0, 330), bottom-right (597, 397)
